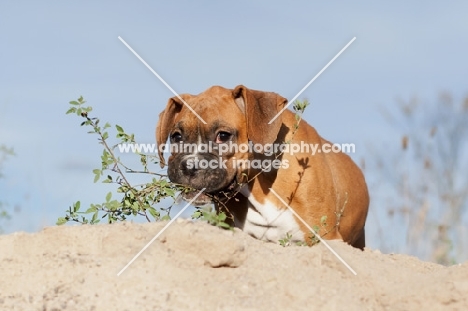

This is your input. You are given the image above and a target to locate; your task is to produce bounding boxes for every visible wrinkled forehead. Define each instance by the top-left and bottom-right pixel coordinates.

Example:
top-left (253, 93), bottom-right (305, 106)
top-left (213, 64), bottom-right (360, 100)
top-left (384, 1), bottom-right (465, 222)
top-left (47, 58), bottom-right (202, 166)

top-left (175, 89), bottom-right (244, 127)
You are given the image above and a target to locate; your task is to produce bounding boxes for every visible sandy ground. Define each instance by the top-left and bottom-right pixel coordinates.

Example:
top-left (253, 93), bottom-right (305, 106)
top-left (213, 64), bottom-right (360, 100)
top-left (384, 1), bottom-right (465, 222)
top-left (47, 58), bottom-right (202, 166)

top-left (0, 220), bottom-right (467, 311)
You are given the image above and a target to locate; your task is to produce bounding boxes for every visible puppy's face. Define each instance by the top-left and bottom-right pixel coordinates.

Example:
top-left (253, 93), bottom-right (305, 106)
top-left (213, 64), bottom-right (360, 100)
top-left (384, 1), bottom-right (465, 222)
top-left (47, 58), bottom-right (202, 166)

top-left (156, 85), bottom-right (286, 201)
top-left (165, 87), bottom-right (248, 194)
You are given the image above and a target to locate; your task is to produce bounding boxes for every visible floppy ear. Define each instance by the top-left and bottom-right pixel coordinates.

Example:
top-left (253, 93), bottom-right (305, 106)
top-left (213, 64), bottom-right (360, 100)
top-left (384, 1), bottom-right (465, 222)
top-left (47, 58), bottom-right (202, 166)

top-left (155, 96), bottom-right (185, 168)
top-left (232, 85), bottom-right (287, 145)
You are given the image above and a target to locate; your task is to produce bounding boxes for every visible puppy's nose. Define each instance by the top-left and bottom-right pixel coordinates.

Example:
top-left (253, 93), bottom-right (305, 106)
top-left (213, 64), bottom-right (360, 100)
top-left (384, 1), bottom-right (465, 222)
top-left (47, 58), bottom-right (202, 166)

top-left (180, 156), bottom-right (199, 176)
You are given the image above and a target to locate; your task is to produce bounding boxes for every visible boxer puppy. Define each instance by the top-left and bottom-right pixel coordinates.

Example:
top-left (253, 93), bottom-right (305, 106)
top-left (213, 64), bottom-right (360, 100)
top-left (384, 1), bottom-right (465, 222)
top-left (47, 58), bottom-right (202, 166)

top-left (156, 85), bottom-right (369, 248)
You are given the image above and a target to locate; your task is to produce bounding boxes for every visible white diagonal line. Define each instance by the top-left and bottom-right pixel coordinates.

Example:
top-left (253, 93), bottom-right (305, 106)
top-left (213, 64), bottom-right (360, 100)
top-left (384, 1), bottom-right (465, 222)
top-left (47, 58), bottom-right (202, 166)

top-left (269, 188), bottom-right (357, 275)
top-left (117, 188), bottom-right (206, 276)
top-left (118, 36), bottom-right (207, 124)
top-left (268, 37), bottom-right (356, 124)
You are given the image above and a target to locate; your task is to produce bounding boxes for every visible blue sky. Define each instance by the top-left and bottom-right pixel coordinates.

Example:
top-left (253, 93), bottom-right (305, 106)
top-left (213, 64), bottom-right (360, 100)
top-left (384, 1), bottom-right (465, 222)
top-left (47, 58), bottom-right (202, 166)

top-left (1, 1), bottom-right (467, 257)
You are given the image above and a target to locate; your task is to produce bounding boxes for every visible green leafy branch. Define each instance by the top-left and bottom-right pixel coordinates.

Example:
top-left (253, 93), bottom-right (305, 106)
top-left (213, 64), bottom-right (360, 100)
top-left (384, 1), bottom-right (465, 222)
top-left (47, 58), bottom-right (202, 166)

top-left (58, 96), bottom-right (183, 225)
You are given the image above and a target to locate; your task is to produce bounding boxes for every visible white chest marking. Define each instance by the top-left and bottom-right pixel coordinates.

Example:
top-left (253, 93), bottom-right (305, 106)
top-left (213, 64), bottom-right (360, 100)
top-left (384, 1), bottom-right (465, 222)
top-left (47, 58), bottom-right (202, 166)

top-left (239, 188), bottom-right (303, 243)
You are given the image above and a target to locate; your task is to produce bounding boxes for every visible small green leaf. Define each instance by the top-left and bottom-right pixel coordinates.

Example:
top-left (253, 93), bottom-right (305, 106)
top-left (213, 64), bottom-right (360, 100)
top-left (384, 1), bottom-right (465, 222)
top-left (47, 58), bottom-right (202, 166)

top-left (85, 206), bottom-right (98, 213)
top-left (148, 207), bottom-right (160, 219)
top-left (102, 132), bottom-right (109, 140)
top-left (91, 211), bottom-right (99, 223)
top-left (116, 125), bottom-right (124, 133)
top-left (93, 169), bottom-right (101, 183)
top-left (106, 192), bottom-right (112, 202)
top-left (218, 222), bottom-right (231, 229)
top-left (218, 212), bottom-right (227, 221)
top-left (167, 189), bottom-right (177, 197)
top-left (108, 200), bottom-right (120, 211)
top-left (161, 214), bottom-right (171, 221)
top-left (66, 107), bottom-right (77, 114)
top-left (56, 217), bottom-right (68, 225)
top-left (73, 201), bottom-right (81, 212)
top-left (69, 101), bottom-right (80, 105)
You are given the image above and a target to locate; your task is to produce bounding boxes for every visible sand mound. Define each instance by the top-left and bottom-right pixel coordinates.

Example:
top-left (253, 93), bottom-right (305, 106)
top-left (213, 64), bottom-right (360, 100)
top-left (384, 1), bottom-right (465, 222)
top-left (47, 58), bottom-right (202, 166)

top-left (0, 220), bottom-right (467, 310)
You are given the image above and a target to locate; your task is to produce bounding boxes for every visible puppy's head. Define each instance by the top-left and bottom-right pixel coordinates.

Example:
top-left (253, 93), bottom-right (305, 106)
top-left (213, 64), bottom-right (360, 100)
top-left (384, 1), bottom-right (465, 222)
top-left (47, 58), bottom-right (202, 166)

top-left (156, 85), bottom-right (286, 202)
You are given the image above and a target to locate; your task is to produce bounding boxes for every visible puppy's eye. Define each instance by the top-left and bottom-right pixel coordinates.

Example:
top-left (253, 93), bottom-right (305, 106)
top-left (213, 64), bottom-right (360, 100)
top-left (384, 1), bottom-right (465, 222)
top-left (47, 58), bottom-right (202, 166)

top-left (215, 131), bottom-right (232, 143)
top-left (171, 132), bottom-right (183, 143)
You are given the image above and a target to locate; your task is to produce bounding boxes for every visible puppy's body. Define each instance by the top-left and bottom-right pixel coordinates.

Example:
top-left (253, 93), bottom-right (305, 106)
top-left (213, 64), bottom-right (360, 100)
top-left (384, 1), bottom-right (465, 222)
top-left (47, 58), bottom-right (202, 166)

top-left (157, 85), bottom-right (369, 248)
